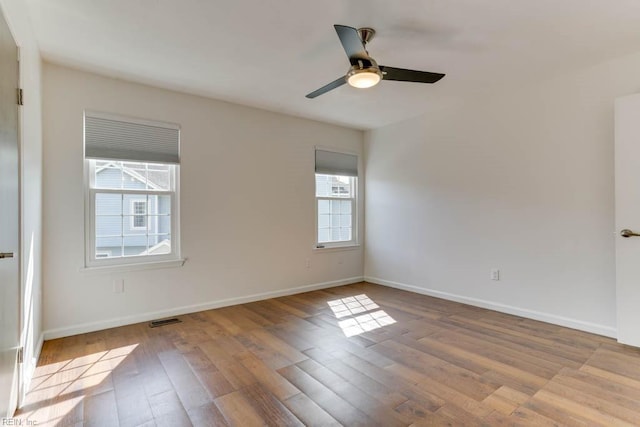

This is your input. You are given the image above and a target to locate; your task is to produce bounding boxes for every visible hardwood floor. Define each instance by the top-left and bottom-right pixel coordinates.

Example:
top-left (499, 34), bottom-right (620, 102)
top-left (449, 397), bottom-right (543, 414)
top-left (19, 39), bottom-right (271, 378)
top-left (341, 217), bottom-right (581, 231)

top-left (16, 282), bottom-right (640, 426)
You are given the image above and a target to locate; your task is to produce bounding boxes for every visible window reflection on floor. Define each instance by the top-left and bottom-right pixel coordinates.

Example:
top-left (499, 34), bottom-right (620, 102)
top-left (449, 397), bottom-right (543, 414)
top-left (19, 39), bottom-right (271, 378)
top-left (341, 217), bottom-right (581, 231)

top-left (327, 294), bottom-right (396, 337)
top-left (16, 344), bottom-right (138, 426)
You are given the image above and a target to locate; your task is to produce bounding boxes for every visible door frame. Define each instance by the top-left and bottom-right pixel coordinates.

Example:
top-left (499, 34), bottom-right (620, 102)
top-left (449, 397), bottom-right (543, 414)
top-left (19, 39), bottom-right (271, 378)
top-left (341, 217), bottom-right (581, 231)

top-left (16, 44), bottom-right (26, 410)
top-left (0, 6), bottom-right (21, 417)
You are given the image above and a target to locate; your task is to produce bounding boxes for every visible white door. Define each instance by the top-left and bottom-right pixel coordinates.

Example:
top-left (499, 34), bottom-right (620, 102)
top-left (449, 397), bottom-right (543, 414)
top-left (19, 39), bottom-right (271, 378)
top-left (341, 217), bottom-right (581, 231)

top-left (615, 93), bottom-right (640, 347)
top-left (0, 7), bottom-right (20, 418)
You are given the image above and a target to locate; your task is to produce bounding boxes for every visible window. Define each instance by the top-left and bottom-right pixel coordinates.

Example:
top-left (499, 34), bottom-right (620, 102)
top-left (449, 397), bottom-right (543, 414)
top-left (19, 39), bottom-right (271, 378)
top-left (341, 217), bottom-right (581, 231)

top-left (315, 149), bottom-right (358, 248)
top-left (316, 174), bottom-right (356, 245)
top-left (131, 200), bottom-right (147, 229)
top-left (84, 112), bottom-right (180, 267)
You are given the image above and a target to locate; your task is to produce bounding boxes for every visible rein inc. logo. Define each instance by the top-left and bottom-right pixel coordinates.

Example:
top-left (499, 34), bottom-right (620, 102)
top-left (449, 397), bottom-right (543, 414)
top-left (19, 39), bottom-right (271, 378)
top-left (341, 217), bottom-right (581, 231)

top-left (2, 419), bottom-right (37, 426)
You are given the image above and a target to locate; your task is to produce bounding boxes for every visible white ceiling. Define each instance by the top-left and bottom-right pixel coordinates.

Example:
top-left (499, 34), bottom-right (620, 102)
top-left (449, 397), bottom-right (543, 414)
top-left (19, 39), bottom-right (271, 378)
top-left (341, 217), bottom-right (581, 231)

top-left (24, 0), bottom-right (640, 130)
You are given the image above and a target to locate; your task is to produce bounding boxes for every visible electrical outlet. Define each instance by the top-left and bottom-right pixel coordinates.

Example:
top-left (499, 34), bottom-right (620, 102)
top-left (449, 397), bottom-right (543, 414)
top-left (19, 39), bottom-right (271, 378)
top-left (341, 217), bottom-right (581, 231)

top-left (490, 269), bottom-right (500, 281)
top-left (113, 278), bottom-right (124, 293)
top-left (305, 258), bottom-right (311, 269)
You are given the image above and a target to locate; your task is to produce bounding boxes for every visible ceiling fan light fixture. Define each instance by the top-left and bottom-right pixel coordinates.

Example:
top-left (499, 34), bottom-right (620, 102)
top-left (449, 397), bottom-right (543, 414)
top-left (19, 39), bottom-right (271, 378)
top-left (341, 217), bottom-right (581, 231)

top-left (347, 68), bottom-right (382, 88)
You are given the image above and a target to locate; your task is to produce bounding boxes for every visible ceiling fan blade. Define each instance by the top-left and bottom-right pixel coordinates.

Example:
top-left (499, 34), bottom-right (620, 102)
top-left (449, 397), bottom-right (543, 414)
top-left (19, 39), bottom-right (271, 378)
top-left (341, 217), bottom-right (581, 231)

top-left (380, 66), bottom-right (445, 83)
top-left (306, 76), bottom-right (347, 98)
top-left (334, 25), bottom-right (369, 62)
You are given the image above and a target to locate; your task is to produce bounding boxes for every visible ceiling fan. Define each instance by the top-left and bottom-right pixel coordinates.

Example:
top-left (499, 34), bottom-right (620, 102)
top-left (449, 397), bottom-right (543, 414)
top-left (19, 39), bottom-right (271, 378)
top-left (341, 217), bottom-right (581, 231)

top-left (306, 25), bottom-right (445, 99)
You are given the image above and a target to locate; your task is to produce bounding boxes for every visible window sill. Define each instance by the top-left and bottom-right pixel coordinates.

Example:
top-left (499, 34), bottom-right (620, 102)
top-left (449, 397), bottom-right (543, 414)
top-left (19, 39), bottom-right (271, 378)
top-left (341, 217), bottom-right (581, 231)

top-left (312, 244), bottom-right (360, 252)
top-left (80, 258), bottom-right (186, 275)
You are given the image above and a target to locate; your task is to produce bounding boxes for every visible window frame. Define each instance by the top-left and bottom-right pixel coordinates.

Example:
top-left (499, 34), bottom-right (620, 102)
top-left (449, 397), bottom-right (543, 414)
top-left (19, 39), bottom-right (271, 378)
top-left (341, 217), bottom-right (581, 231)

top-left (84, 160), bottom-right (181, 269)
top-left (314, 147), bottom-right (359, 249)
top-left (315, 177), bottom-right (357, 248)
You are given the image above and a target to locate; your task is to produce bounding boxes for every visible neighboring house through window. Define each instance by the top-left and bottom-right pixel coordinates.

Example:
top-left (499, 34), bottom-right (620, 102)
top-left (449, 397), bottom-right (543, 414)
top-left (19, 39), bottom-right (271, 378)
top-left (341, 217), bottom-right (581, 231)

top-left (84, 112), bottom-right (181, 267)
top-left (315, 148), bottom-right (358, 248)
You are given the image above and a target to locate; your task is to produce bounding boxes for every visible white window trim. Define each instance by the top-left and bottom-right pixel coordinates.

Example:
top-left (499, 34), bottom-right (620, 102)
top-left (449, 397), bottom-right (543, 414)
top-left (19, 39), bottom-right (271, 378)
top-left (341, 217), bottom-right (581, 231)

top-left (314, 173), bottom-right (358, 250)
top-left (312, 244), bottom-right (361, 252)
top-left (79, 258), bottom-right (186, 275)
top-left (84, 160), bottom-right (182, 270)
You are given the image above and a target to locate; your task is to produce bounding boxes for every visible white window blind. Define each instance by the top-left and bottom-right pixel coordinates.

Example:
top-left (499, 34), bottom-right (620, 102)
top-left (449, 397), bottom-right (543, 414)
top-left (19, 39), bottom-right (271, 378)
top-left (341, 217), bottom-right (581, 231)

top-left (84, 112), bottom-right (180, 164)
top-left (315, 149), bottom-right (358, 177)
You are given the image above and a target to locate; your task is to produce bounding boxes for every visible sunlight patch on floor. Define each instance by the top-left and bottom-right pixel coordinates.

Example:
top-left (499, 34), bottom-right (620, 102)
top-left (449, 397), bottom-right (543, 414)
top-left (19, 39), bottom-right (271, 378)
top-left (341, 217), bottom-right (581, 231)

top-left (23, 395), bottom-right (85, 427)
top-left (16, 343), bottom-right (138, 426)
top-left (328, 294), bottom-right (396, 337)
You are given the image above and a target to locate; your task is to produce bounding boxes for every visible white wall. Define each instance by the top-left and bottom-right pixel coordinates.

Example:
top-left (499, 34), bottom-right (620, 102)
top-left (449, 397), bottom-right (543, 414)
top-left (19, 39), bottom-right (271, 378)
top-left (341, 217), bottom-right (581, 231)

top-left (42, 63), bottom-right (364, 339)
top-left (0, 0), bottom-right (43, 402)
top-left (365, 51), bottom-right (640, 337)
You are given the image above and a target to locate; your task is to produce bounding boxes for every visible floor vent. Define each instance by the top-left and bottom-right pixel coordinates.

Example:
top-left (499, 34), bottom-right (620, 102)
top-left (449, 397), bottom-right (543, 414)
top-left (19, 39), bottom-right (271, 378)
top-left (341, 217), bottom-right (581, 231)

top-left (149, 317), bottom-right (182, 328)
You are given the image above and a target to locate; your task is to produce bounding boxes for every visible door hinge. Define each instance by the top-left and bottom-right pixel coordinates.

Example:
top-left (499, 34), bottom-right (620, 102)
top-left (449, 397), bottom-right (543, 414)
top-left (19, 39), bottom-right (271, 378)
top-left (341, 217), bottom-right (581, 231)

top-left (17, 88), bottom-right (23, 106)
top-left (17, 347), bottom-right (24, 364)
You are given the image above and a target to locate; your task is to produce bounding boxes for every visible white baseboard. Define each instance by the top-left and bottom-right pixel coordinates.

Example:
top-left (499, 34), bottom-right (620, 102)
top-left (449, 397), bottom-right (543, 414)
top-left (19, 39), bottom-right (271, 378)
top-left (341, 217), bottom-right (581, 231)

top-left (43, 276), bottom-right (364, 340)
top-left (365, 276), bottom-right (617, 338)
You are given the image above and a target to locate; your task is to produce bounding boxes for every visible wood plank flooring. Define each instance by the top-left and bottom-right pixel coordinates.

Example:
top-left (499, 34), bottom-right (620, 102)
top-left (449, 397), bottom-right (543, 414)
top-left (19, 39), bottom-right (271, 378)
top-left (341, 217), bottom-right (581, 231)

top-left (15, 282), bottom-right (640, 426)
